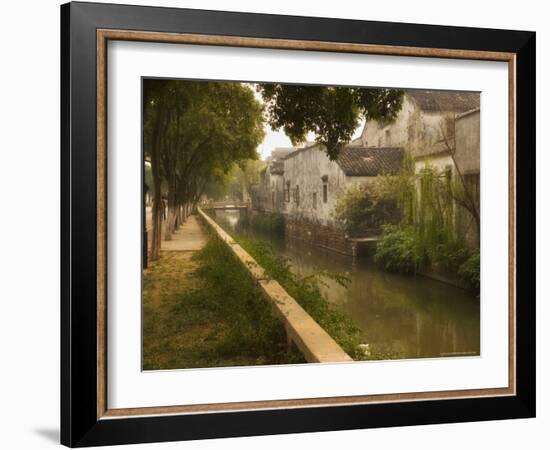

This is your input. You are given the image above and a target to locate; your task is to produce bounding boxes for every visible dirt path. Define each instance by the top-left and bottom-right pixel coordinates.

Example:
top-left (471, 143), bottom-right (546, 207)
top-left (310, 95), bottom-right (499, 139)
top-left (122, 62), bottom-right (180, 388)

top-left (142, 216), bottom-right (303, 370)
top-left (161, 215), bottom-right (207, 252)
top-left (143, 215), bottom-right (209, 369)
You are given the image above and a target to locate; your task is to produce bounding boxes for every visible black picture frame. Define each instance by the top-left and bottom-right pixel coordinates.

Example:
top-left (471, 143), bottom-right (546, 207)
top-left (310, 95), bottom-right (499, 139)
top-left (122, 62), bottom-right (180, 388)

top-left (61, 1), bottom-right (536, 447)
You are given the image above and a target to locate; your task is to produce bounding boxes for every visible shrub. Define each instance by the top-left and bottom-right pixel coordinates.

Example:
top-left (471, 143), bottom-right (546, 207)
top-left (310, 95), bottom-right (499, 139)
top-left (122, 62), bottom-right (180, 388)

top-left (374, 225), bottom-right (423, 274)
top-left (458, 250), bottom-right (480, 296)
top-left (332, 184), bottom-right (400, 237)
top-left (426, 239), bottom-right (469, 273)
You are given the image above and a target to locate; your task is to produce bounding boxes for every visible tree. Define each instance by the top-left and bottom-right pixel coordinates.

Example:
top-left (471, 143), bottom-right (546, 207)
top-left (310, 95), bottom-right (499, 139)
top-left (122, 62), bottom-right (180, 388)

top-left (143, 79), bottom-right (170, 260)
top-left (143, 80), bottom-right (265, 259)
top-left (257, 84), bottom-right (403, 160)
top-left (332, 184), bottom-right (400, 237)
top-left (438, 115), bottom-right (480, 242)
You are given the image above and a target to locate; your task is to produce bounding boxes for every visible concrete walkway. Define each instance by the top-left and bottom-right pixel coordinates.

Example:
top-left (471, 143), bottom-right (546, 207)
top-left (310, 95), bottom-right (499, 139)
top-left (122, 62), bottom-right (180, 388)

top-left (161, 215), bottom-right (207, 252)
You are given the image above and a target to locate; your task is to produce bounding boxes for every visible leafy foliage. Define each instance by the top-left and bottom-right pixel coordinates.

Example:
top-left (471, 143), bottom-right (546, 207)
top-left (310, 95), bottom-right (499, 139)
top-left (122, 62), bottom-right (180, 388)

top-left (373, 158), bottom-right (476, 283)
top-left (143, 79), bottom-right (265, 258)
top-left (257, 84), bottom-right (403, 160)
top-left (374, 225), bottom-right (423, 273)
top-left (458, 250), bottom-right (480, 296)
top-left (144, 80), bottom-right (265, 201)
top-left (208, 159), bottom-right (267, 202)
top-left (332, 183), bottom-right (400, 237)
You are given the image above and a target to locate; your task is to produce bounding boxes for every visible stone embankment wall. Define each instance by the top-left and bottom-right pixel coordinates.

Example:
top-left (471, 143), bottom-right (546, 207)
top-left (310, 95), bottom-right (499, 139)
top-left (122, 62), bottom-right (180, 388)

top-left (285, 217), bottom-right (357, 256)
top-left (198, 208), bottom-right (353, 364)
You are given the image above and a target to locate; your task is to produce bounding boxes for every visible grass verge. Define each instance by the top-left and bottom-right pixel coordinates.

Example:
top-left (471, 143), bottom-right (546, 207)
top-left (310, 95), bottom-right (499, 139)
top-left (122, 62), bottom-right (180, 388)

top-left (142, 236), bottom-right (305, 370)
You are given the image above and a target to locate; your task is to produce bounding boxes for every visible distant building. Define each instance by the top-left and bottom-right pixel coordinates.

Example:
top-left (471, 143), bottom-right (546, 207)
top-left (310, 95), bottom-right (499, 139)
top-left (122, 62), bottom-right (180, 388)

top-left (252, 147), bottom-right (295, 213)
top-left (253, 90), bottom-right (480, 255)
top-left (253, 144), bottom-right (403, 255)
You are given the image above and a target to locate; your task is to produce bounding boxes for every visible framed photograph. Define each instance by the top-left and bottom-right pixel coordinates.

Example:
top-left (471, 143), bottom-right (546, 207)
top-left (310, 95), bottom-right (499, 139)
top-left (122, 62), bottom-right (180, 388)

top-left (61, 1), bottom-right (535, 447)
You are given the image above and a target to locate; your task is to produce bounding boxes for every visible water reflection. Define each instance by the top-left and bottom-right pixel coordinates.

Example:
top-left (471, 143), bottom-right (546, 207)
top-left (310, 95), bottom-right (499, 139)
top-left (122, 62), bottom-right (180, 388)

top-left (213, 210), bottom-right (480, 360)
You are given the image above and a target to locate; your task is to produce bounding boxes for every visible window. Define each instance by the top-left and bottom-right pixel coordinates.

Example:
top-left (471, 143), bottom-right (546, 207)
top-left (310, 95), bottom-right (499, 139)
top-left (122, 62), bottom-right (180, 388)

top-left (285, 181), bottom-right (290, 202)
top-left (312, 192), bottom-right (317, 209)
top-left (444, 166), bottom-right (452, 189)
top-left (385, 129), bottom-right (391, 145)
top-left (295, 185), bottom-right (300, 206)
top-left (445, 117), bottom-right (455, 139)
top-left (323, 183), bottom-right (328, 203)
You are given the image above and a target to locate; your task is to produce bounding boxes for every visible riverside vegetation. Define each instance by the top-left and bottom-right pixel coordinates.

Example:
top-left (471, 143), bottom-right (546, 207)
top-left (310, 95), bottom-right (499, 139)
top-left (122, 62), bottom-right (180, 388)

top-left (230, 231), bottom-right (397, 361)
top-left (143, 234), bottom-right (305, 370)
top-left (333, 154), bottom-right (480, 296)
top-left (143, 220), bottom-right (398, 368)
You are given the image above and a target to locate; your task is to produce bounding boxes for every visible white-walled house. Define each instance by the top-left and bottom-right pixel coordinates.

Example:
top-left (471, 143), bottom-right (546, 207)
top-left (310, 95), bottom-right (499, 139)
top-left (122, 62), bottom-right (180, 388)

top-left (357, 89), bottom-right (480, 150)
top-left (252, 89), bottom-right (480, 255)
top-left (359, 89), bottom-right (479, 174)
top-left (253, 144), bottom-right (404, 254)
top-left (360, 89), bottom-right (480, 189)
top-left (360, 89), bottom-right (481, 246)
top-left (281, 144), bottom-right (403, 225)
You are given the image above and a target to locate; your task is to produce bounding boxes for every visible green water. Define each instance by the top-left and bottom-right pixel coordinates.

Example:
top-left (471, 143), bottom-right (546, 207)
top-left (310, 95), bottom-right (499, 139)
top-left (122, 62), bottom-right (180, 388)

top-left (212, 210), bottom-right (480, 360)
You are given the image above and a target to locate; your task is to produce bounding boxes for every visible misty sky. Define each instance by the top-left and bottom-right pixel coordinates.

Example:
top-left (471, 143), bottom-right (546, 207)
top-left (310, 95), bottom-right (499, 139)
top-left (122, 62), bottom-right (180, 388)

top-left (256, 118), bottom-right (364, 160)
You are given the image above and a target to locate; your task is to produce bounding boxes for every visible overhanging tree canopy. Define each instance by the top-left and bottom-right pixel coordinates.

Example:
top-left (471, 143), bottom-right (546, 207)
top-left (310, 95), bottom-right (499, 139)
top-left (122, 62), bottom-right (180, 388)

top-left (143, 79), bottom-right (264, 259)
top-left (257, 84), bottom-right (404, 160)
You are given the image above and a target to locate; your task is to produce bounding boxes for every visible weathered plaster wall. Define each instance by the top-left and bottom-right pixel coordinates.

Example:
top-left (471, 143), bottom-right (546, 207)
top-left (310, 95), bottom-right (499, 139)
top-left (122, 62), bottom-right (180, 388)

top-left (253, 145), bottom-right (380, 255)
top-left (282, 145), bottom-right (347, 225)
top-left (414, 153), bottom-right (454, 174)
top-left (285, 217), bottom-right (357, 256)
top-left (253, 170), bottom-right (285, 213)
top-left (454, 109), bottom-right (480, 248)
top-left (360, 96), bottom-right (451, 154)
top-left (454, 109), bottom-right (481, 175)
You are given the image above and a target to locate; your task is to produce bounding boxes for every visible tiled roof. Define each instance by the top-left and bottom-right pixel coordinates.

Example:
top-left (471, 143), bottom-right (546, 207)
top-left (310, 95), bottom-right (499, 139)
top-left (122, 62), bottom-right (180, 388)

top-left (281, 144), bottom-right (404, 176)
top-left (406, 89), bottom-right (480, 113)
top-left (336, 147), bottom-right (404, 176)
top-left (414, 140), bottom-right (452, 159)
top-left (456, 107), bottom-right (480, 120)
top-left (270, 147), bottom-right (296, 160)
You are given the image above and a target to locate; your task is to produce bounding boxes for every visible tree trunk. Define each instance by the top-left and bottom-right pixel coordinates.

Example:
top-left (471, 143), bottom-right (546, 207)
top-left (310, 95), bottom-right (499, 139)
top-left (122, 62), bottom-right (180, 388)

top-left (149, 101), bottom-right (165, 261)
top-left (164, 176), bottom-right (179, 240)
top-left (150, 196), bottom-right (162, 260)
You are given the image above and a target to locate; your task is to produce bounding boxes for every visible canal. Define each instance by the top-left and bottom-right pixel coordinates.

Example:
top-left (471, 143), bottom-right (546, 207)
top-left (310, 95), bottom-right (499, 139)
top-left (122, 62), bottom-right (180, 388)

top-left (211, 210), bottom-right (480, 361)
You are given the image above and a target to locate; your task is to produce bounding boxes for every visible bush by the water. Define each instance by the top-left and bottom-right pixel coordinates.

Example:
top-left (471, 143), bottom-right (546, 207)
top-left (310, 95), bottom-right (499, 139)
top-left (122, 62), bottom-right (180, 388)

top-left (371, 158), bottom-right (480, 291)
top-left (374, 225), bottom-right (423, 274)
top-left (375, 224), bottom-right (480, 297)
top-left (458, 250), bottom-right (480, 296)
top-left (332, 184), bottom-right (400, 237)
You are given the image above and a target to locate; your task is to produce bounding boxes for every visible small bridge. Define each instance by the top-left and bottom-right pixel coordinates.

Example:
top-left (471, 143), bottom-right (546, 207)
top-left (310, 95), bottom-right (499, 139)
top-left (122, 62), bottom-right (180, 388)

top-left (201, 201), bottom-right (249, 210)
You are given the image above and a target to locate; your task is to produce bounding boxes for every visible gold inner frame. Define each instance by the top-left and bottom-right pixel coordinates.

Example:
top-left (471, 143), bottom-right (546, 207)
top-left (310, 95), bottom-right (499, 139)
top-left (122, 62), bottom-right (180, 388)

top-left (96, 29), bottom-right (517, 420)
